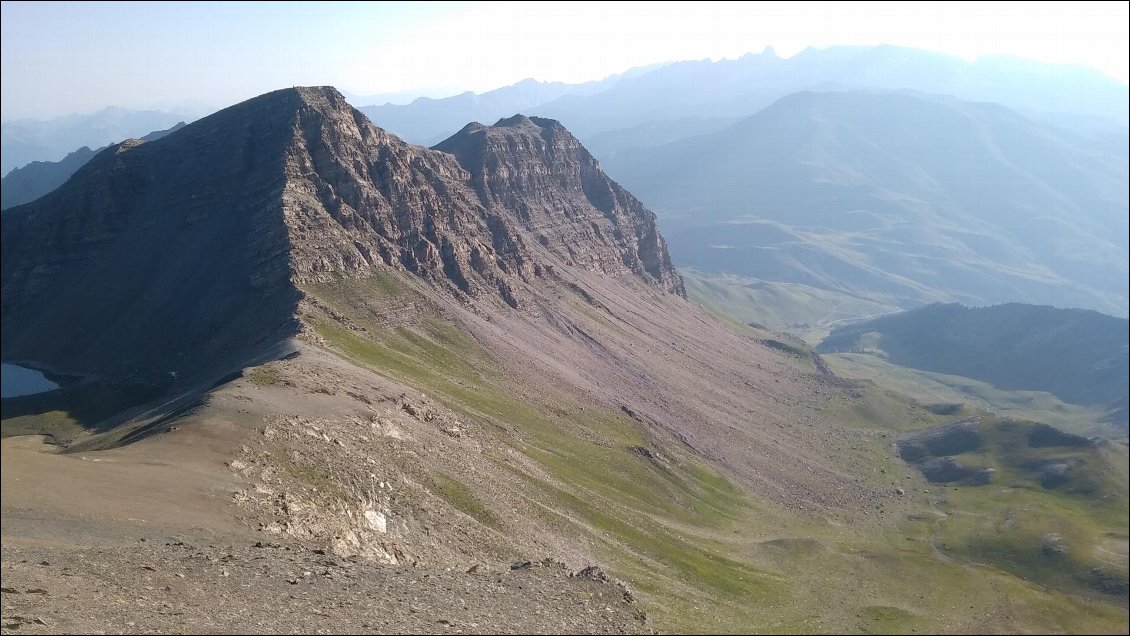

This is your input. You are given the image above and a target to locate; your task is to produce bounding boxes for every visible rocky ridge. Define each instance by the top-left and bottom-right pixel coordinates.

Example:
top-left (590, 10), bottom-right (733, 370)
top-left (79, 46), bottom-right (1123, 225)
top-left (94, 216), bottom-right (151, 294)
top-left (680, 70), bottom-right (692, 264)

top-left (434, 114), bottom-right (683, 296)
top-left (0, 122), bottom-right (187, 211)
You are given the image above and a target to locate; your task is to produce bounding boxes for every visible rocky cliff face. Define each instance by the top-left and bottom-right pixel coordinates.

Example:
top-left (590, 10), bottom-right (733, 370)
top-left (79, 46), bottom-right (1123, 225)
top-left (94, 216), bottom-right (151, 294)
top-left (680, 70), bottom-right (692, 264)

top-left (433, 115), bottom-right (684, 296)
top-left (1, 87), bottom-right (681, 384)
top-left (279, 90), bottom-right (682, 301)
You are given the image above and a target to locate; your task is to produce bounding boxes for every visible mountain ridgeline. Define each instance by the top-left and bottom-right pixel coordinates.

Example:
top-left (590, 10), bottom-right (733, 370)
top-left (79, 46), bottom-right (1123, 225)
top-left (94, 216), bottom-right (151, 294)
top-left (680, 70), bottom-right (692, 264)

top-left (819, 303), bottom-right (1130, 426)
top-left (357, 44), bottom-right (1129, 145)
top-left (1, 122), bottom-right (187, 210)
top-left (1, 87), bottom-right (681, 387)
top-left (6, 47), bottom-right (1126, 323)
top-left (1, 146), bottom-right (98, 210)
top-left (1, 107), bottom-right (189, 175)
top-left (358, 75), bottom-right (630, 146)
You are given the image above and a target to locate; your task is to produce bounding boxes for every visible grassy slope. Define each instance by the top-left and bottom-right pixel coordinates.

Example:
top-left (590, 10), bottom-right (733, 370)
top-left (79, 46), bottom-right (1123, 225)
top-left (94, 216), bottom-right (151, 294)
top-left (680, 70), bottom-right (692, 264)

top-left (898, 415), bottom-right (1129, 601)
top-left (303, 272), bottom-right (1127, 633)
top-left (683, 269), bottom-right (900, 344)
top-left (825, 353), bottom-right (1117, 438)
top-left (685, 270), bottom-right (1121, 438)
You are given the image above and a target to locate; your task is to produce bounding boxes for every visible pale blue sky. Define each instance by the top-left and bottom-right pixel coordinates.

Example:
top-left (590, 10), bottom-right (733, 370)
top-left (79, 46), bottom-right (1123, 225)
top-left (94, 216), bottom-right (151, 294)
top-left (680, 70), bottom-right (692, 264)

top-left (2, 1), bottom-right (1127, 121)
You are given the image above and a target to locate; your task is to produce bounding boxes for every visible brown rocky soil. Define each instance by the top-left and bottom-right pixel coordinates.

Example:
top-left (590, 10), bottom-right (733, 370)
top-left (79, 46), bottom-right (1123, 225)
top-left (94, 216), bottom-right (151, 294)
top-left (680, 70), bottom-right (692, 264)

top-left (1, 541), bottom-right (643, 635)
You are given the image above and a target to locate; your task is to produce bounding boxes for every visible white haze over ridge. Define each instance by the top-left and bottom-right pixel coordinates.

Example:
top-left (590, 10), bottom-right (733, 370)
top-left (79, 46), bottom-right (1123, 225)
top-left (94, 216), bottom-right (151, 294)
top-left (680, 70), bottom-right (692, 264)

top-left (1, 0), bottom-right (1127, 120)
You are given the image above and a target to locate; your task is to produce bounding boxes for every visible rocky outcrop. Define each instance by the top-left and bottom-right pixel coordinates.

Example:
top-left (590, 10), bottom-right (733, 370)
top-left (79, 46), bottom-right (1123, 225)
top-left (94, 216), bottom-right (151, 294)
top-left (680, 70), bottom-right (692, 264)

top-left (896, 417), bottom-right (981, 462)
top-left (1, 87), bottom-right (682, 387)
top-left (898, 418), bottom-right (994, 485)
top-left (917, 457), bottom-right (993, 484)
top-left (274, 90), bottom-right (683, 302)
top-left (1026, 423), bottom-right (1092, 448)
top-left (897, 416), bottom-right (1106, 489)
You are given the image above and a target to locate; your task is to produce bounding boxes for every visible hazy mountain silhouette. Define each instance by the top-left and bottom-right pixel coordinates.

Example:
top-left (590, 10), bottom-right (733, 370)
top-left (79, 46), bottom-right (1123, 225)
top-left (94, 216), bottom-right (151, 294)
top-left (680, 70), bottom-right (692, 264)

top-left (1, 122), bottom-right (185, 210)
top-left (353, 45), bottom-right (1128, 150)
top-left (532, 45), bottom-right (1128, 140)
top-left (358, 71), bottom-right (645, 145)
top-left (2, 107), bottom-right (188, 174)
top-left (604, 90), bottom-right (1129, 316)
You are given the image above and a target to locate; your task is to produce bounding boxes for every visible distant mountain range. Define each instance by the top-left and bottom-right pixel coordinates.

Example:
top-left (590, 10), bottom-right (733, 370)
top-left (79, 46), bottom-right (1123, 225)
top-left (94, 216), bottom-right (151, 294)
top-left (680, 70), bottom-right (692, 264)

top-left (1, 122), bottom-right (185, 210)
top-left (2, 107), bottom-right (190, 175)
top-left (1, 146), bottom-right (98, 210)
top-left (5, 45), bottom-right (1126, 319)
top-left (8, 45), bottom-right (1125, 176)
top-left (818, 303), bottom-right (1129, 425)
top-left (357, 68), bottom-right (656, 146)
top-left (604, 90), bottom-right (1129, 316)
top-left (357, 45), bottom-right (1129, 146)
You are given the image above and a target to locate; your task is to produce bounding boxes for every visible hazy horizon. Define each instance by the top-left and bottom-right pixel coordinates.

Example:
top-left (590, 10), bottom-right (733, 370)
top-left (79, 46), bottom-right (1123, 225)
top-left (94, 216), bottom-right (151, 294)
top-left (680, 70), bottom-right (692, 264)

top-left (2, 1), bottom-right (1127, 122)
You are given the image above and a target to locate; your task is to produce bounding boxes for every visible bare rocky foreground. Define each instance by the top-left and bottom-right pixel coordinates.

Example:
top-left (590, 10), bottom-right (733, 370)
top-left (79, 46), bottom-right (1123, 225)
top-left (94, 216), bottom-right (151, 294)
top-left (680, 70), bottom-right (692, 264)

top-left (0, 392), bottom-right (647, 635)
top-left (1, 542), bottom-right (643, 634)
top-left (0, 343), bottom-right (656, 634)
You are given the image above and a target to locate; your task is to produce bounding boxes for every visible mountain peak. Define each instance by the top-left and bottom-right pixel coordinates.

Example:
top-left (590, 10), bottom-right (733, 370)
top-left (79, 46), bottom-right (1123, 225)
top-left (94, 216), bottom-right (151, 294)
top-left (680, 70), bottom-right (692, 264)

top-left (452, 115), bottom-right (568, 139)
top-left (290, 85), bottom-right (353, 110)
top-left (433, 113), bottom-right (684, 296)
top-left (493, 113), bottom-right (538, 128)
top-left (212, 85), bottom-right (352, 119)
top-left (492, 114), bottom-right (568, 133)
top-left (262, 85), bottom-right (346, 104)
top-left (2, 86), bottom-right (683, 387)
